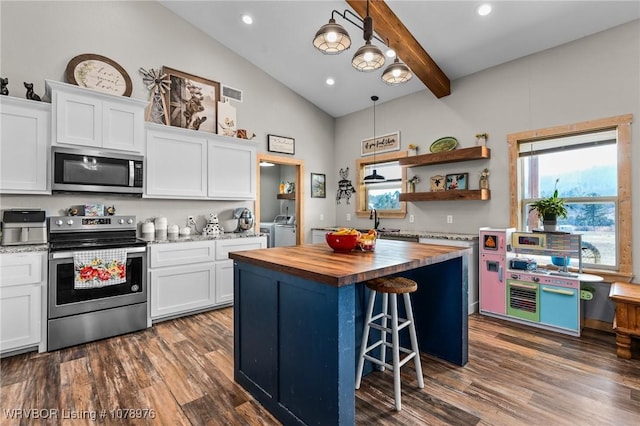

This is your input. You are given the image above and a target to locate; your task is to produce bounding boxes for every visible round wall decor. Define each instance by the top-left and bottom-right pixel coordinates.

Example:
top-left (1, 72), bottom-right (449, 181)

top-left (65, 53), bottom-right (133, 97)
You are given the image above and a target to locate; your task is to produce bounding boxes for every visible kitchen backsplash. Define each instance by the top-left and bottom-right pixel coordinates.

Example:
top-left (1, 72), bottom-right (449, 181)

top-left (0, 194), bottom-right (253, 236)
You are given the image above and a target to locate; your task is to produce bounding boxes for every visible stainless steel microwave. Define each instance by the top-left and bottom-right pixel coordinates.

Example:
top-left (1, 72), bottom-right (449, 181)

top-left (52, 147), bottom-right (144, 196)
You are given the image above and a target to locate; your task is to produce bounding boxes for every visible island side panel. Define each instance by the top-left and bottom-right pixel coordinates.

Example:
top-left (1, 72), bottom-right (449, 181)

top-left (234, 261), bottom-right (356, 426)
top-left (407, 255), bottom-right (469, 366)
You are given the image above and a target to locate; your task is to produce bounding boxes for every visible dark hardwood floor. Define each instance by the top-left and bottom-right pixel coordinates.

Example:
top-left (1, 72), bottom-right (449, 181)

top-left (1, 308), bottom-right (639, 425)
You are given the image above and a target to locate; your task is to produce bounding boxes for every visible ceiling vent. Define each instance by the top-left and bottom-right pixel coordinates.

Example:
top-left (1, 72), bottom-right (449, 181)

top-left (222, 85), bottom-right (243, 102)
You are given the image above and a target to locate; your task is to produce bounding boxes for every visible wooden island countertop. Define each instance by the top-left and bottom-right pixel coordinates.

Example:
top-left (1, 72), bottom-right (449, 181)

top-left (228, 239), bottom-right (471, 287)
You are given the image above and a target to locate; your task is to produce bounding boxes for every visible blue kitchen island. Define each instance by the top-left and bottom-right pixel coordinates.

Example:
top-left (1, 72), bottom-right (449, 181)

top-left (229, 239), bottom-right (470, 425)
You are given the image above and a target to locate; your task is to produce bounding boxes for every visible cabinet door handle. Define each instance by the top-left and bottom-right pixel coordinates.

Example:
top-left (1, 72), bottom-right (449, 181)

top-left (542, 287), bottom-right (574, 296)
top-left (498, 265), bottom-right (503, 282)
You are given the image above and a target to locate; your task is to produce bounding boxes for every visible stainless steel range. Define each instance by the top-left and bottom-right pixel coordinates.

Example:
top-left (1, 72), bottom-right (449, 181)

top-left (47, 215), bottom-right (148, 351)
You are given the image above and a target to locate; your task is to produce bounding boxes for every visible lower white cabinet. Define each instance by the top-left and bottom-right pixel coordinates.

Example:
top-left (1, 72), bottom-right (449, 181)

top-left (311, 229), bottom-right (329, 244)
top-left (149, 237), bottom-right (266, 321)
top-left (150, 263), bottom-right (216, 319)
top-left (0, 252), bottom-right (46, 354)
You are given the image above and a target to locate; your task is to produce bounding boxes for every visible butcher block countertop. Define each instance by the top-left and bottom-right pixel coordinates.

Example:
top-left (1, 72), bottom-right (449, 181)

top-left (229, 239), bottom-right (470, 287)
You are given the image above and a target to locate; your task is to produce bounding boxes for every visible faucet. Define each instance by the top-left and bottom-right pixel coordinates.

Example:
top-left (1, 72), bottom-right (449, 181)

top-left (369, 209), bottom-right (380, 230)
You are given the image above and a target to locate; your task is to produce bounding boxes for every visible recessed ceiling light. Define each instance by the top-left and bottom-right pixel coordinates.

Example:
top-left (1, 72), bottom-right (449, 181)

top-left (326, 78), bottom-right (335, 86)
top-left (242, 14), bottom-right (253, 25)
top-left (385, 48), bottom-right (396, 58)
top-left (477, 4), bottom-right (492, 17)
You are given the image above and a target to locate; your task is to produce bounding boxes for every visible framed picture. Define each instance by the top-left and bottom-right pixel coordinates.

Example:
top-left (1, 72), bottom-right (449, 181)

top-left (361, 131), bottom-right (400, 156)
top-left (311, 173), bottom-right (326, 198)
top-left (430, 174), bottom-right (446, 192)
top-left (162, 66), bottom-right (220, 134)
top-left (445, 173), bottom-right (469, 190)
top-left (268, 134), bottom-right (295, 154)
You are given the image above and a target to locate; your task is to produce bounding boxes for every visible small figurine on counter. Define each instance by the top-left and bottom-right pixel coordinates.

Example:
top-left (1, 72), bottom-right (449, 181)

top-left (68, 207), bottom-right (79, 216)
top-left (202, 213), bottom-right (224, 236)
top-left (24, 82), bottom-right (41, 101)
top-left (106, 205), bottom-right (116, 216)
top-left (1, 77), bottom-right (8, 96)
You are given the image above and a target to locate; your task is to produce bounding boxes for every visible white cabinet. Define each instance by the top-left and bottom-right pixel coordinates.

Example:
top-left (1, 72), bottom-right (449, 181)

top-left (0, 97), bottom-right (50, 194)
top-left (208, 138), bottom-right (256, 199)
top-left (145, 125), bottom-right (208, 198)
top-left (215, 237), bottom-right (267, 304)
top-left (419, 237), bottom-right (479, 315)
top-left (149, 241), bottom-right (216, 320)
top-left (312, 229), bottom-right (330, 244)
top-left (144, 123), bottom-right (256, 200)
top-left (149, 237), bottom-right (266, 320)
top-left (46, 80), bottom-right (146, 153)
top-left (0, 252), bottom-right (46, 354)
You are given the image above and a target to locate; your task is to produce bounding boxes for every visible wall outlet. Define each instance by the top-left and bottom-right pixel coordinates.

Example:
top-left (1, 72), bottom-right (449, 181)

top-left (320, 213), bottom-right (324, 221)
top-left (346, 213), bottom-right (351, 221)
top-left (447, 215), bottom-right (453, 224)
top-left (409, 214), bottom-right (415, 223)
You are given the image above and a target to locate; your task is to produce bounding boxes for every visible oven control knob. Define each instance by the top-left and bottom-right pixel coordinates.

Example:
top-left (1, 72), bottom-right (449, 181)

top-left (55, 219), bottom-right (63, 226)
top-left (532, 276), bottom-right (540, 283)
top-left (127, 218), bottom-right (134, 224)
top-left (66, 219), bottom-right (74, 226)
top-left (118, 219), bottom-right (125, 224)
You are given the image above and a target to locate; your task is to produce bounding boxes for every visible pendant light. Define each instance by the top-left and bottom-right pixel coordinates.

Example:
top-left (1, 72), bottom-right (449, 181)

top-left (382, 58), bottom-right (413, 85)
top-left (351, 1), bottom-right (385, 72)
top-left (313, 18), bottom-right (351, 54)
top-left (364, 95), bottom-right (385, 182)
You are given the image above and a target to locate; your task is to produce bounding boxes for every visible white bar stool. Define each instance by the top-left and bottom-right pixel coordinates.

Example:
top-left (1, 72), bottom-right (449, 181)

top-left (355, 276), bottom-right (424, 411)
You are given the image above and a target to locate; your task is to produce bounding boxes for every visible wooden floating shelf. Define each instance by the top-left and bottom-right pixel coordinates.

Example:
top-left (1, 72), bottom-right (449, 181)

top-left (400, 189), bottom-right (491, 202)
top-left (277, 193), bottom-right (295, 200)
top-left (399, 146), bottom-right (490, 167)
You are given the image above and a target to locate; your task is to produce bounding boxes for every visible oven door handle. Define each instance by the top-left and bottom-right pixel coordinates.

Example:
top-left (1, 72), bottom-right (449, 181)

top-left (50, 246), bottom-right (147, 259)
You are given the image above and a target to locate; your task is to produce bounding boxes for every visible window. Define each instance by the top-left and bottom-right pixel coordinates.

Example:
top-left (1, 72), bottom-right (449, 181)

top-left (355, 151), bottom-right (407, 219)
top-left (508, 115), bottom-right (633, 281)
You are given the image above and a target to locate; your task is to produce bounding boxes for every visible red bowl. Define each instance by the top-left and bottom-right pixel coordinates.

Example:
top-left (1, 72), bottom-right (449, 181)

top-left (325, 232), bottom-right (358, 252)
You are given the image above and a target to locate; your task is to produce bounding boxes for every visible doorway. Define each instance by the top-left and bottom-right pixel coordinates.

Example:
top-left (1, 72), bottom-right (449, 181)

top-left (256, 153), bottom-right (304, 245)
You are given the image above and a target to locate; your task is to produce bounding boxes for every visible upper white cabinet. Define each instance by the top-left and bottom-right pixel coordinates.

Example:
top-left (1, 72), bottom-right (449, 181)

top-left (146, 125), bottom-right (208, 198)
top-left (46, 80), bottom-right (147, 153)
top-left (208, 138), bottom-right (256, 199)
top-left (0, 97), bottom-right (51, 194)
top-left (144, 123), bottom-right (256, 200)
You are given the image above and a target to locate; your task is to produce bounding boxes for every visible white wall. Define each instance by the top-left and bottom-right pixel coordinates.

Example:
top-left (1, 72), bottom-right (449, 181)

top-left (0, 0), bottom-right (336, 236)
top-left (335, 20), bottom-right (640, 278)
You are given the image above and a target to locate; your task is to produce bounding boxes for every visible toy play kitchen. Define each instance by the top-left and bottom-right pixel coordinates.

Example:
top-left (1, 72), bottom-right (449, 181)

top-left (479, 228), bottom-right (599, 336)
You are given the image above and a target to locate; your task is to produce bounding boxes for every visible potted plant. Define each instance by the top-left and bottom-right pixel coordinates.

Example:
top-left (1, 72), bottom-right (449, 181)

top-left (475, 133), bottom-right (488, 146)
top-left (407, 144), bottom-right (418, 156)
top-left (529, 178), bottom-right (567, 231)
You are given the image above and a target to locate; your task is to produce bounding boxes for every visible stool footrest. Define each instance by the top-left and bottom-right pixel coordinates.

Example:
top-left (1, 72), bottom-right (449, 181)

top-left (369, 318), bottom-right (411, 334)
top-left (363, 351), bottom-right (417, 370)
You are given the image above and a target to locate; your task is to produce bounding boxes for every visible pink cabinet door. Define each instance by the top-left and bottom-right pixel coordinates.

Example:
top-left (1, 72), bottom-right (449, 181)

top-left (480, 252), bottom-right (506, 315)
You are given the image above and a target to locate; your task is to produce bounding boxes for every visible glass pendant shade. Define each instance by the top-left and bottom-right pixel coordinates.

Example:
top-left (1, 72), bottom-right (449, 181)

top-left (351, 41), bottom-right (385, 72)
top-left (313, 19), bottom-right (351, 54)
top-left (382, 58), bottom-right (413, 85)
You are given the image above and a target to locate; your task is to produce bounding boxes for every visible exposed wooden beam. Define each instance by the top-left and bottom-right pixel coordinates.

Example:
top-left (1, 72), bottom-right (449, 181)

top-left (346, 0), bottom-right (450, 98)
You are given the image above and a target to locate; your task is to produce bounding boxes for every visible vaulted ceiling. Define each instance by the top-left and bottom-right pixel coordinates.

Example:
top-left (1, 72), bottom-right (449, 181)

top-left (159, 1), bottom-right (640, 117)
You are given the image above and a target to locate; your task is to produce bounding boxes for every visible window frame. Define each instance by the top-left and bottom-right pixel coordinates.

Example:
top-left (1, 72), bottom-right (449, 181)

top-left (355, 151), bottom-right (407, 219)
top-left (508, 114), bottom-right (633, 283)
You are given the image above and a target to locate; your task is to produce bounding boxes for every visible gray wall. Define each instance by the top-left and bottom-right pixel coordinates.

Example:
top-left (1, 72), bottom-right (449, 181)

top-left (334, 20), bottom-right (640, 281)
top-left (0, 0), bottom-right (336, 236)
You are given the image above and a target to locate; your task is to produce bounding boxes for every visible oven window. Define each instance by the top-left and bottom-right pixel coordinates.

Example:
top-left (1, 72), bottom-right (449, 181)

top-left (54, 256), bottom-right (143, 305)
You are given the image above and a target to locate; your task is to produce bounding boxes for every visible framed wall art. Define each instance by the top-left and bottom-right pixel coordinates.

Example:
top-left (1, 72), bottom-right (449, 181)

top-left (268, 134), bottom-right (295, 154)
top-left (445, 173), bottom-right (469, 190)
top-left (162, 66), bottom-right (220, 134)
top-left (311, 173), bottom-right (326, 198)
top-left (361, 131), bottom-right (400, 156)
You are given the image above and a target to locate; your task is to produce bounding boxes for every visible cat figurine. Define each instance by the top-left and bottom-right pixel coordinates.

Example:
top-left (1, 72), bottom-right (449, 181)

top-left (0, 77), bottom-right (8, 96)
top-left (24, 82), bottom-right (41, 101)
